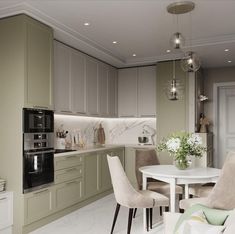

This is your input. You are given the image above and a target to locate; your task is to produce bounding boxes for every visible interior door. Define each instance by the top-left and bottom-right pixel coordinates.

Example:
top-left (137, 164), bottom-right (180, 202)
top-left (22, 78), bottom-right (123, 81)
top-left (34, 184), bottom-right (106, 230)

top-left (218, 85), bottom-right (235, 168)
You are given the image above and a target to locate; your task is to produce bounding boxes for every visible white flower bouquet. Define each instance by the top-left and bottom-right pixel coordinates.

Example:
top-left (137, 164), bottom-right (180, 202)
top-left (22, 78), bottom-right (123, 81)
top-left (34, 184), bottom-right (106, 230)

top-left (158, 132), bottom-right (206, 169)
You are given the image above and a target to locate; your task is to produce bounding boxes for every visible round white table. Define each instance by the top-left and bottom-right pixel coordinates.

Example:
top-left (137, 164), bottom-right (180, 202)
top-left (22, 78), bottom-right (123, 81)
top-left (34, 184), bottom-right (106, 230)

top-left (139, 165), bottom-right (221, 213)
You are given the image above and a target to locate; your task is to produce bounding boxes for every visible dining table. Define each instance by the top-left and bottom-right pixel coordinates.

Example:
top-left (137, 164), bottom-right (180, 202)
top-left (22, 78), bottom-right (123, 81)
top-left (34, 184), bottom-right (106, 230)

top-left (139, 165), bottom-right (221, 231)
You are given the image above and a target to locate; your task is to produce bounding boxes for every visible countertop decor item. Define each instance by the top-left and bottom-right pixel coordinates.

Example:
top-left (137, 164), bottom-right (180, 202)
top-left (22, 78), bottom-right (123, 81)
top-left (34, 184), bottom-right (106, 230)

top-left (158, 132), bottom-right (206, 169)
top-left (0, 179), bottom-right (6, 192)
top-left (97, 124), bottom-right (105, 145)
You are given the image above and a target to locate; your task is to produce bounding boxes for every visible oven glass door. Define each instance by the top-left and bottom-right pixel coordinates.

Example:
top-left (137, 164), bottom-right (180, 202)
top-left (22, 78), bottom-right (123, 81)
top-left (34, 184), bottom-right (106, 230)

top-left (23, 150), bottom-right (54, 192)
top-left (23, 108), bottom-right (54, 133)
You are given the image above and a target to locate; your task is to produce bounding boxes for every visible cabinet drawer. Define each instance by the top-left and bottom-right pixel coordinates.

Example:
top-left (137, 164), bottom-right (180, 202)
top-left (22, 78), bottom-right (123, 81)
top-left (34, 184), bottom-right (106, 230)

top-left (55, 178), bottom-right (83, 211)
top-left (0, 193), bottom-right (13, 230)
top-left (55, 165), bottom-right (83, 184)
top-left (55, 155), bottom-right (83, 170)
top-left (24, 188), bottom-right (54, 225)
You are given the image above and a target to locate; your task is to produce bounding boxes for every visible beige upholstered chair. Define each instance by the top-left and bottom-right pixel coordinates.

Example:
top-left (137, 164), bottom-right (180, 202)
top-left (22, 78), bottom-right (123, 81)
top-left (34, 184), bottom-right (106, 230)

top-left (189, 183), bottom-right (214, 197)
top-left (107, 155), bottom-right (169, 234)
top-left (180, 151), bottom-right (235, 210)
top-left (135, 149), bottom-right (182, 212)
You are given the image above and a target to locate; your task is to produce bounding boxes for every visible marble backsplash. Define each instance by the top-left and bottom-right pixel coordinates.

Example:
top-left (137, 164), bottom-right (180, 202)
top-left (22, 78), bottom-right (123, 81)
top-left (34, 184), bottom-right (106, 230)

top-left (54, 114), bottom-right (156, 147)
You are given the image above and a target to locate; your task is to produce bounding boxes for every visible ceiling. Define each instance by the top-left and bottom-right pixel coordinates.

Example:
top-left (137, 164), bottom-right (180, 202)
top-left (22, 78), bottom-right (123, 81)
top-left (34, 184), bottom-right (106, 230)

top-left (0, 0), bottom-right (235, 68)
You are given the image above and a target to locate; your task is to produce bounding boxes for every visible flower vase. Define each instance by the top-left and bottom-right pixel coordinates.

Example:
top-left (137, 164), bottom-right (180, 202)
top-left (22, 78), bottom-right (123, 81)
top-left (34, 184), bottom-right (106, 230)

top-left (174, 157), bottom-right (191, 170)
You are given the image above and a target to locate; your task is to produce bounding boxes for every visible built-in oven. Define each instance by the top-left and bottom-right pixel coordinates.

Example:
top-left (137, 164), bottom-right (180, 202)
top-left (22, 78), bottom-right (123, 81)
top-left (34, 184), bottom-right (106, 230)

top-left (23, 108), bottom-right (54, 193)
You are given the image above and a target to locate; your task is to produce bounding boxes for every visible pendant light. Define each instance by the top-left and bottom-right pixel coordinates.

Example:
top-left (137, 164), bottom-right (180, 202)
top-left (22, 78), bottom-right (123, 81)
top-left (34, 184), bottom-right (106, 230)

top-left (181, 51), bottom-right (200, 72)
top-left (170, 32), bottom-right (185, 49)
top-left (165, 60), bottom-right (184, 101)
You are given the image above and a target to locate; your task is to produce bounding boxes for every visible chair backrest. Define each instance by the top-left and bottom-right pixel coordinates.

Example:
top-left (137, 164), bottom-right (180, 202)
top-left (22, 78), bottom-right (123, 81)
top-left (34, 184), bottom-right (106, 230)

top-left (107, 155), bottom-right (141, 207)
top-left (135, 149), bottom-right (160, 189)
top-left (207, 151), bottom-right (235, 210)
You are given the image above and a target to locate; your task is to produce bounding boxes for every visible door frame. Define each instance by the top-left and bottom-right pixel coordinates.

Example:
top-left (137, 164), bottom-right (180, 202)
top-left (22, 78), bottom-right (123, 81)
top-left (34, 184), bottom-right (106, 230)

top-left (213, 82), bottom-right (235, 168)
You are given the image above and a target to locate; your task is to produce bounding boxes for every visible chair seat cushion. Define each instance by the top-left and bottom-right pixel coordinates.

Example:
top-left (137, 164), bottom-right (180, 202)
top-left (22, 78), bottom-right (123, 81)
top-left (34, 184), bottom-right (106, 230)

top-left (147, 181), bottom-right (183, 194)
top-left (180, 197), bottom-right (209, 210)
top-left (139, 190), bottom-right (169, 207)
top-left (189, 185), bottom-right (214, 197)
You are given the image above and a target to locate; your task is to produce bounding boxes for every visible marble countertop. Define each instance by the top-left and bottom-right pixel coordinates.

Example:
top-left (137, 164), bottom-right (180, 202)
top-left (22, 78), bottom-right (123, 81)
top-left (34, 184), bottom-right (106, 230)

top-left (54, 144), bottom-right (125, 157)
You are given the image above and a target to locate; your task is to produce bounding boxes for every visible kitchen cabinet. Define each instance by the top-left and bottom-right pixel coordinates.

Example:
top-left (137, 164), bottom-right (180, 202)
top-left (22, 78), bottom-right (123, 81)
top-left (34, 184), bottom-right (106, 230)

top-left (26, 18), bottom-right (53, 109)
top-left (98, 62), bottom-right (109, 116)
top-left (71, 48), bottom-right (86, 114)
top-left (118, 68), bottom-right (138, 117)
top-left (24, 187), bottom-right (55, 225)
top-left (0, 192), bottom-right (13, 233)
top-left (108, 67), bottom-right (118, 117)
top-left (54, 41), bottom-right (72, 113)
top-left (138, 66), bottom-right (156, 117)
top-left (86, 57), bottom-right (99, 116)
top-left (118, 66), bottom-right (156, 117)
top-left (55, 178), bottom-right (83, 211)
top-left (84, 153), bottom-right (99, 198)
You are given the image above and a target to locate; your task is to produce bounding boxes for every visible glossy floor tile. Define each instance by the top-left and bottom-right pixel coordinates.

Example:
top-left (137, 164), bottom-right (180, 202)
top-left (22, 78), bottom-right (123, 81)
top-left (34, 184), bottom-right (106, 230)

top-left (31, 194), bottom-right (164, 234)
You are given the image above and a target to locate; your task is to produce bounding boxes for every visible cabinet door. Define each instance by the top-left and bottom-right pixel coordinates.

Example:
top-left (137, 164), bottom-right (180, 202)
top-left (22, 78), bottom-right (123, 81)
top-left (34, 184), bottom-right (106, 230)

top-left (86, 57), bottom-right (98, 116)
top-left (24, 188), bottom-right (54, 225)
top-left (124, 147), bottom-right (138, 188)
top-left (118, 68), bottom-right (138, 117)
top-left (0, 193), bottom-right (13, 230)
top-left (26, 19), bottom-right (53, 109)
top-left (54, 41), bottom-right (72, 113)
top-left (138, 66), bottom-right (156, 117)
top-left (99, 152), bottom-right (112, 192)
top-left (84, 153), bottom-right (99, 198)
top-left (71, 49), bottom-right (86, 114)
top-left (98, 62), bottom-right (108, 116)
top-left (55, 178), bottom-right (83, 211)
top-left (108, 66), bottom-right (118, 117)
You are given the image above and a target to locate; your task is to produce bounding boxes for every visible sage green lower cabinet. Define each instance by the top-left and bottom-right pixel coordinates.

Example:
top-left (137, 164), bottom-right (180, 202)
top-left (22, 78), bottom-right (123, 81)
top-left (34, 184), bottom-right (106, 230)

top-left (54, 178), bottom-right (83, 211)
top-left (84, 153), bottom-right (99, 198)
top-left (23, 147), bottom-right (125, 232)
top-left (24, 187), bottom-right (55, 225)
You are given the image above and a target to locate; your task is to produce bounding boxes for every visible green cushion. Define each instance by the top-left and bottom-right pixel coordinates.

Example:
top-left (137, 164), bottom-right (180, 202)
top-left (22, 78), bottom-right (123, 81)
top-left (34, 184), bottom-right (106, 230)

top-left (174, 204), bottom-right (232, 233)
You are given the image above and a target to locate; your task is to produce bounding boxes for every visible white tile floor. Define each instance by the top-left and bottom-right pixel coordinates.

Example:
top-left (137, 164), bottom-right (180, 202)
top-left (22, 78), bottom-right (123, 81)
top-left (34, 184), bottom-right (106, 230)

top-left (31, 194), bottom-right (164, 234)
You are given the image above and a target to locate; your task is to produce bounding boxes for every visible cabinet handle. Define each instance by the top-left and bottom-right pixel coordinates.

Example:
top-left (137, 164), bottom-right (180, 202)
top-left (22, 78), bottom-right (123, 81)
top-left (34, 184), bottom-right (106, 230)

top-left (66, 180), bottom-right (79, 186)
top-left (77, 111), bottom-right (86, 114)
top-left (33, 106), bottom-right (49, 109)
top-left (120, 115), bottom-right (135, 118)
top-left (0, 197), bottom-right (7, 201)
top-left (34, 189), bottom-right (49, 195)
top-left (60, 110), bottom-right (72, 113)
top-left (140, 114), bottom-right (156, 117)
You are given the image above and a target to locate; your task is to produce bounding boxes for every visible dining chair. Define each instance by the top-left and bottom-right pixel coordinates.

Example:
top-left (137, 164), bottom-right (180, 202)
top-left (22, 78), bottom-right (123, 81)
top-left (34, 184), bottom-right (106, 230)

top-left (107, 155), bottom-right (169, 234)
top-left (189, 183), bottom-right (214, 197)
top-left (135, 149), bottom-right (183, 215)
top-left (180, 151), bottom-right (235, 211)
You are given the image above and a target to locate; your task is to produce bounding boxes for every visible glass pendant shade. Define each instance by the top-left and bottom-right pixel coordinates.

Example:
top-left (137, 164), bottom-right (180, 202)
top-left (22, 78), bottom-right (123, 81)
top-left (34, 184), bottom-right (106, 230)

top-left (165, 79), bottom-right (184, 101)
top-left (170, 32), bottom-right (185, 49)
top-left (181, 51), bottom-right (200, 72)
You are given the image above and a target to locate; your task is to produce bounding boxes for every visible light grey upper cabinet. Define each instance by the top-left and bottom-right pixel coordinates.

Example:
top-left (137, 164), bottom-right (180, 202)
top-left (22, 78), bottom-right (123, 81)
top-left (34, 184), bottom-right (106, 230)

top-left (118, 68), bottom-right (138, 117)
top-left (71, 49), bottom-right (86, 114)
top-left (118, 66), bottom-right (156, 117)
top-left (54, 41), bottom-right (72, 113)
top-left (138, 66), bottom-right (156, 117)
top-left (86, 57), bottom-right (99, 116)
top-left (108, 67), bottom-right (118, 117)
top-left (98, 62), bottom-right (108, 116)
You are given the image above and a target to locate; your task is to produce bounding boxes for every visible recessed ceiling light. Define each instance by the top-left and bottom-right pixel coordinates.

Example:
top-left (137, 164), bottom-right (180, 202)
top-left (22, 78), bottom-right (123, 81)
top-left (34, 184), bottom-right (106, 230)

top-left (228, 60), bottom-right (232, 63)
top-left (112, 41), bottom-right (118, 44)
top-left (224, 49), bottom-right (229, 52)
top-left (166, 49), bottom-right (171, 53)
top-left (84, 22), bottom-right (90, 26)
top-left (132, 54), bottom-right (136, 57)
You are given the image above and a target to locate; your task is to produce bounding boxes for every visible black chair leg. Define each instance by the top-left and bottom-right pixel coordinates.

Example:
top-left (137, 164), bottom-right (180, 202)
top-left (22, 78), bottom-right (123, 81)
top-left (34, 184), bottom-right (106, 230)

top-left (133, 208), bottom-right (137, 218)
top-left (127, 208), bottom-right (134, 234)
top-left (111, 203), bottom-right (121, 234)
top-left (146, 208), bottom-right (149, 232)
top-left (150, 208), bottom-right (153, 229)
top-left (160, 206), bottom-right (162, 216)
